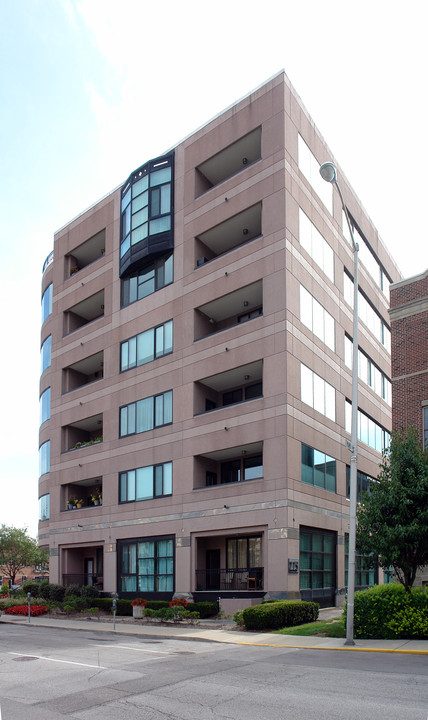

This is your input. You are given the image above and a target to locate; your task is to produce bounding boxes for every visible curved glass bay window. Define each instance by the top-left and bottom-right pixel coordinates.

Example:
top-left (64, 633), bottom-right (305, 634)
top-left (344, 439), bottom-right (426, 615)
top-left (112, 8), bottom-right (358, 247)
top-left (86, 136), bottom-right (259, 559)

top-left (120, 152), bottom-right (174, 278)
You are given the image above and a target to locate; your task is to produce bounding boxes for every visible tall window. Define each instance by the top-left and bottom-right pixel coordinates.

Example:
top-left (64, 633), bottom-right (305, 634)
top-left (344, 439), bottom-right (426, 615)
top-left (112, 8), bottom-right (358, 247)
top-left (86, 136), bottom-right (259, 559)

top-left (343, 272), bottom-right (391, 352)
top-left (40, 336), bottom-right (52, 374)
top-left (121, 253), bottom-right (173, 307)
top-left (119, 536), bottom-right (174, 592)
top-left (39, 494), bottom-right (50, 521)
top-left (120, 320), bottom-right (173, 372)
top-left (301, 364), bottom-right (335, 421)
top-left (41, 284), bottom-right (52, 324)
top-left (342, 211), bottom-right (390, 297)
top-left (300, 285), bottom-right (335, 350)
top-left (301, 444), bottom-right (336, 492)
top-left (299, 209), bottom-right (334, 282)
top-left (345, 401), bottom-right (390, 452)
top-left (120, 390), bottom-right (172, 437)
top-left (345, 535), bottom-right (378, 588)
top-left (119, 462), bottom-right (172, 503)
top-left (298, 136), bottom-right (333, 213)
top-left (300, 528), bottom-right (336, 591)
top-left (346, 466), bottom-right (375, 503)
top-left (39, 388), bottom-right (51, 426)
top-left (344, 336), bottom-right (391, 405)
top-left (227, 536), bottom-right (262, 570)
top-left (39, 441), bottom-right (50, 476)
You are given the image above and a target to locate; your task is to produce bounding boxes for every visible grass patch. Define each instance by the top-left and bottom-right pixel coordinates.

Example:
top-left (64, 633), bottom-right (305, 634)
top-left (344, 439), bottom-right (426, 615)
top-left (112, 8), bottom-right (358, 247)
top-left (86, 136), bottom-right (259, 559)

top-left (275, 617), bottom-right (345, 638)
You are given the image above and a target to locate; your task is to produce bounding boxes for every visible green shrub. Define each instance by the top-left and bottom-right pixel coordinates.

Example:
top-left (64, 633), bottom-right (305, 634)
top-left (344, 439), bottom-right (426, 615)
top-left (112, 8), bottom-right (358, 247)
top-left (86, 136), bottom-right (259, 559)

top-left (187, 601), bottom-right (218, 618)
top-left (90, 598), bottom-right (112, 611)
top-left (145, 600), bottom-right (169, 610)
top-left (39, 581), bottom-right (51, 600)
top-left (348, 584), bottom-right (428, 639)
top-left (116, 599), bottom-right (132, 616)
top-left (64, 584), bottom-right (81, 597)
top-left (48, 584), bottom-right (66, 603)
top-left (81, 585), bottom-right (100, 599)
top-left (242, 601), bottom-right (319, 631)
top-left (233, 609), bottom-right (245, 626)
top-left (21, 581), bottom-right (40, 598)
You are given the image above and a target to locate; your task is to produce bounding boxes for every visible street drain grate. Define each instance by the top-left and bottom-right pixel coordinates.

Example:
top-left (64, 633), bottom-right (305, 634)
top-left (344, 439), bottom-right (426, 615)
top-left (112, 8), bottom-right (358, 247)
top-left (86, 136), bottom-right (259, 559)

top-left (12, 656), bottom-right (38, 662)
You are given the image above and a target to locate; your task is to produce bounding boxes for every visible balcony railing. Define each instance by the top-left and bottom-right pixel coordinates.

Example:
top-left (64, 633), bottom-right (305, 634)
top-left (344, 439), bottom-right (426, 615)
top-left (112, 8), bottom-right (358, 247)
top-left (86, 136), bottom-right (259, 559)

top-left (62, 574), bottom-right (103, 590)
top-left (195, 567), bottom-right (263, 592)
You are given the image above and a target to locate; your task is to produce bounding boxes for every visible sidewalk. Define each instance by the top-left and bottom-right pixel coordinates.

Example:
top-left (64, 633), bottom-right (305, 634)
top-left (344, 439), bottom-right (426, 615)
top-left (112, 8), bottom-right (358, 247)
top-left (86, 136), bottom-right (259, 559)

top-left (2, 610), bottom-right (428, 655)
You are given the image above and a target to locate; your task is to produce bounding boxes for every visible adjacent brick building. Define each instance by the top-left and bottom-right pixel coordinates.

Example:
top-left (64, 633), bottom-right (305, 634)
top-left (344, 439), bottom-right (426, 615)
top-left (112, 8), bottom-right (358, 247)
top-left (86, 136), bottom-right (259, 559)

top-left (390, 269), bottom-right (428, 446)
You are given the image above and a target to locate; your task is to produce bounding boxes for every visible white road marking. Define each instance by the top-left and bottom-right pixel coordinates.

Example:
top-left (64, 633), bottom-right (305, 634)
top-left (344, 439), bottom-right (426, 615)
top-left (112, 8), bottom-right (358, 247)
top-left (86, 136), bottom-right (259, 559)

top-left (92, 644), bottom-right (169, 654)
top-left (9, 652), bottom-right (106, 669)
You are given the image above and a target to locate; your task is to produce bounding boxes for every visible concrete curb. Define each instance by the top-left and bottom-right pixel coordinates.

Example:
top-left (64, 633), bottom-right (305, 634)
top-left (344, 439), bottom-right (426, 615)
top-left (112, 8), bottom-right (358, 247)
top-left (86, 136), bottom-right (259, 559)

top-left (2, 615), bottom-right (428, 655)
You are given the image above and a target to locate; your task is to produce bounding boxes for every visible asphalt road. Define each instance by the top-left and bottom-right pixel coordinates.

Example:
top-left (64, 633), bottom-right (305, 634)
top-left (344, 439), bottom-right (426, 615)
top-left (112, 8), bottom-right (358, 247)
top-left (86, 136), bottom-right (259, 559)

top-left (1, 624), bottom-right (427, 719)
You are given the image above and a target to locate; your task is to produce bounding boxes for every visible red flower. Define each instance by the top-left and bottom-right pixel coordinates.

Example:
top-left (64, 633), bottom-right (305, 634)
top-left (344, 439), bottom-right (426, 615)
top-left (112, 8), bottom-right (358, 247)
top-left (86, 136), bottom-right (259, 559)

top-left (131, 598), bottom-right (147, 607)
top-left (169, 598), bottom-right (188, 608)
top-left (4, 605), bottom-right (47, 616)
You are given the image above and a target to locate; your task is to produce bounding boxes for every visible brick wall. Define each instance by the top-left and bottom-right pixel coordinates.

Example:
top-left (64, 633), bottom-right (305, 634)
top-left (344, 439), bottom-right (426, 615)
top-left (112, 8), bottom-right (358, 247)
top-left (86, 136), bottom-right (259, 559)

top-left (390, 272), bottom-right (428, 443)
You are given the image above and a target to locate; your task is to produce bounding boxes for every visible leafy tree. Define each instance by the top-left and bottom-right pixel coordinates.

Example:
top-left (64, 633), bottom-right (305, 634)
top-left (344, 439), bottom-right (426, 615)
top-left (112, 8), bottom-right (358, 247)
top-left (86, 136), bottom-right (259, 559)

top-left (0, 525), bottom-right (48, 586)
top-left (356, 426), bottom-right (428, 592)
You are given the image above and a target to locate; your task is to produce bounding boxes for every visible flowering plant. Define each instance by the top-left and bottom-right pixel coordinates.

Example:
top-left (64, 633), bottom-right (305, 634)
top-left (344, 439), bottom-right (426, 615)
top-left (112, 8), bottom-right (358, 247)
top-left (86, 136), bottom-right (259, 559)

top-left (4, 605), bottom-right (47, 616)
top-left (131, 598), bottom-right (147, 607)
top-left (169, 597), bottom-right (188, 608)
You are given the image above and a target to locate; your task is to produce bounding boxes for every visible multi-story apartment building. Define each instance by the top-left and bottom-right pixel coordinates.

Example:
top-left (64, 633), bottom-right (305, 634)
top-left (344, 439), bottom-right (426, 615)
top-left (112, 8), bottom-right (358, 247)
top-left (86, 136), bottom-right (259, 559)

top-left (38, 71), bottom-right (401, 610)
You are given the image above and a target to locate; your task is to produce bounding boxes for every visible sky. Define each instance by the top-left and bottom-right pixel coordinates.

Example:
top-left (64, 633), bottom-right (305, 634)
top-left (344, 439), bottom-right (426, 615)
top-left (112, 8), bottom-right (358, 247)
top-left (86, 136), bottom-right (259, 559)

top-left (0, 0), bottom-right (427, 539)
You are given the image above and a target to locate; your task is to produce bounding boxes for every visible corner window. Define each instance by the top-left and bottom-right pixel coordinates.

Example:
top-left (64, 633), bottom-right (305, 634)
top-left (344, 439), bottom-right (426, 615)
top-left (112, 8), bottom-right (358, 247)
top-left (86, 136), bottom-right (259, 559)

top-left (300, 285), bottom-right (334, 350)
top-left (299, 209), bottom-right (334, 282)
top-left (39, 494), bottom-right (50, 521)
top-left (119, 461), bottom-right (172, 503)
top-left (41, 284), bottom-right (52, 324)
top-left (39, 441), bottom-right (50, 476)
top-left (39, 387), bottom-right (51, 426)
top-left (40, 336), bottom-right (52, 374)
top-left (298, 136), bottom-right (333, 213)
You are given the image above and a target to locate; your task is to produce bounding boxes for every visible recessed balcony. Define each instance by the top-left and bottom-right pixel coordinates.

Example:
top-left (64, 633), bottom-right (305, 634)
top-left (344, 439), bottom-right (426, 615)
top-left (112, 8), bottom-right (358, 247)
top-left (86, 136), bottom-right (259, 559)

top-left (62, 414), bottom-right (103, 453)
top-left (62, 352), bottom-right (104, 393)
top-left (63, 290), bottom-right (104, 336)
top-left (65, 229), bottom-right (105, 279)
top-left (194, 441), bottom-right (263, 489)
top-left (195, 127), bottom-right (261, 196)
top-left (194, 280), bottom-right (262, 340)
top-left (194, 360), bottom-right (262, 415)
top-left (195, 203), bottom-right (262, 266)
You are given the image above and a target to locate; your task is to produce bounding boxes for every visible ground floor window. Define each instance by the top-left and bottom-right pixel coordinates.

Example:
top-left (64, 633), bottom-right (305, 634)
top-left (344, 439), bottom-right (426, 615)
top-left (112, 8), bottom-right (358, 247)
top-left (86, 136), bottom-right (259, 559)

top-left (226, 535), bottom-right (262, 569)
top-left (300, 527), bottom-right (335, 590)
top-left (345, 535), bottom-right (378, 588)
top-left (118, 536), bottom-right (174, 593)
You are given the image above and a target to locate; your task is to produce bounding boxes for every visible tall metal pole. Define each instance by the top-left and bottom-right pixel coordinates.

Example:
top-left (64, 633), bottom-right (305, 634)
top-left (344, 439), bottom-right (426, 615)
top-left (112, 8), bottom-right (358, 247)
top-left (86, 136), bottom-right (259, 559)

top-left (319, 163), bottom-right (359, 646)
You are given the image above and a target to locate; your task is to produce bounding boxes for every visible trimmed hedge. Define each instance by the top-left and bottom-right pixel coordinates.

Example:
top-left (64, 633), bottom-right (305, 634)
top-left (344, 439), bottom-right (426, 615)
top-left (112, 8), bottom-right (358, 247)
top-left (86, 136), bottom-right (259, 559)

top-left (348, 584), bottom-right (428, 639)
top-left (242, 600), bottom-right (319, 631)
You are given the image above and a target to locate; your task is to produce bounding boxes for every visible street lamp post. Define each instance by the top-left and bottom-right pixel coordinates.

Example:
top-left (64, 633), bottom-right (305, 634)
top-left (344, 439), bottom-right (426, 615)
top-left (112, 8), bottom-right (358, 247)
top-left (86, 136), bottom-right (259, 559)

top-left (320, 162), bottom-right (359, 646)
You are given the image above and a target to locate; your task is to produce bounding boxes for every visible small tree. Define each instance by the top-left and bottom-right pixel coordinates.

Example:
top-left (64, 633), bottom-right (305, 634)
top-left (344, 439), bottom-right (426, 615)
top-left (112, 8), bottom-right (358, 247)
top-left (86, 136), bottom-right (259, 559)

top-left (0, 525), bottom-right (48, 586)
top-left (356, 426), bottom-right (428, 592)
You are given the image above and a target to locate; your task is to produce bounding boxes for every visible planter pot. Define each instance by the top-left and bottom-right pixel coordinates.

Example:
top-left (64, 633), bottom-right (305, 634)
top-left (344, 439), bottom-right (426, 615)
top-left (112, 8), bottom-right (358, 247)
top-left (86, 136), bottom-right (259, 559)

top-left (132, 606), bottom-right (144, 619)
top-left (76, 503), bottom-right (83, 509)
top-left (93, 500), bottom-right (99, 506)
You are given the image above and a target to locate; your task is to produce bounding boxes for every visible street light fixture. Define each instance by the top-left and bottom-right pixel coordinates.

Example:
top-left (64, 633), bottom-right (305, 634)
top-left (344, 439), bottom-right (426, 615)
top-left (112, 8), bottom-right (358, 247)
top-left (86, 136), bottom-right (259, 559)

top-left (320, 161), bottom-right (359, 646)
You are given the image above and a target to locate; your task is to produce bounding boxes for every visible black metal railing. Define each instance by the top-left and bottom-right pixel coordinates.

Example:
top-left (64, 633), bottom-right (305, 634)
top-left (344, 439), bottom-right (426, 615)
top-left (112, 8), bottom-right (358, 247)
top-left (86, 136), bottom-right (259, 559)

top-left (195, 567), bottom-right (263, 591)
top-left (62, 574), bottom-right (103, 589)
